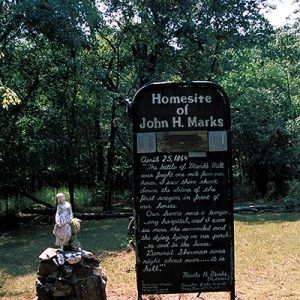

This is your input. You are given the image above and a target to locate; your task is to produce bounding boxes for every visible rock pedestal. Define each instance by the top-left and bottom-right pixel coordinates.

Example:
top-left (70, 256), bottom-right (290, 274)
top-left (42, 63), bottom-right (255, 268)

top-left (36, 248), bottom-right (107, 300)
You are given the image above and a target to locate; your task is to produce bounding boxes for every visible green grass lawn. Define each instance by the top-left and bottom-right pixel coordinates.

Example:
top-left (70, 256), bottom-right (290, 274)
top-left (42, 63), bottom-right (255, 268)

top-left (0, 213), bottom-right (300, 299)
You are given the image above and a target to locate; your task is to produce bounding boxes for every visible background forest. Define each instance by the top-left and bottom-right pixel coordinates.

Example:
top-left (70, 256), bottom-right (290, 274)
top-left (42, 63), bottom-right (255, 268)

top-left (0, 0), bottom-right (299, 214)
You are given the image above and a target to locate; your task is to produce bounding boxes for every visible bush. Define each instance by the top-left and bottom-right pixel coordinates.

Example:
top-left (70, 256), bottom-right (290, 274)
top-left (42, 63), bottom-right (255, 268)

top-left (283, 180), bottom-right (300, 209)
top-left (233, 182), bottom-right (257, 203)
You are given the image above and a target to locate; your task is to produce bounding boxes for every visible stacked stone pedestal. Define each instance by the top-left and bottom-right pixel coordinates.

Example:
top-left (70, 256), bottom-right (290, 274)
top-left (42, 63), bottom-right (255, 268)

top-left (36, 248), bottom-right (107, 300)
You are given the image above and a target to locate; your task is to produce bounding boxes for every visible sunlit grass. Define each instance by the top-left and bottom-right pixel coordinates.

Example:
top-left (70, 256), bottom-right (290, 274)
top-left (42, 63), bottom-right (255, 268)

top-left (234, 213), bottom-right (300, 300)
top-left (1, 213), bottom-right (300, 299)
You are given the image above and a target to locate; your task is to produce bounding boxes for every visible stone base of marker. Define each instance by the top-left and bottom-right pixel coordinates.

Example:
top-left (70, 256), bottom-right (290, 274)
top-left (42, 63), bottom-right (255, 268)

top-left (36, 248), bottom-right (107, 300)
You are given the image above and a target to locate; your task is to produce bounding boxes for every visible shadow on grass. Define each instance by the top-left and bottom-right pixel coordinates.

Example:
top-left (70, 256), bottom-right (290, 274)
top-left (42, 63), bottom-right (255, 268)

top-left (0, 218), bottom-right (128, 277)
top-left (234, 212), bottom-right (300, 224)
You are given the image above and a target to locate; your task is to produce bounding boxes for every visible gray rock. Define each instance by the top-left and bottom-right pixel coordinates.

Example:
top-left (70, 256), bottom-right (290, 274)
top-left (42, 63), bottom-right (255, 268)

top-left (36, 248), bottom-right (107, 300)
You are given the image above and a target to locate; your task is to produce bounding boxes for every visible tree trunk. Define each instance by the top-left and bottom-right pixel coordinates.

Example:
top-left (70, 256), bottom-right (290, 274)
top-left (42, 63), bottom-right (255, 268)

top-left (94, 107), bottom-right (105, 204)
top-left (103, 98), bottom-right (118, 211)
top-left (68, 174), bottom-right (75, 211)
top-left (67, 47), bottom-right (77, 211)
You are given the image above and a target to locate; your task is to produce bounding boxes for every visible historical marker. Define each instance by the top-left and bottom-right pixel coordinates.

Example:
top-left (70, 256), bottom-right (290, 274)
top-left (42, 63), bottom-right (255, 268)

top-left (132, 82), bottom-right (234, 299)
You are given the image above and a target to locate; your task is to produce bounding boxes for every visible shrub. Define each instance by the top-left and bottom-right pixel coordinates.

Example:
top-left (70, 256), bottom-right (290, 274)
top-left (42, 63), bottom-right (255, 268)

top-left (283, 180), bottom-right (300, 209)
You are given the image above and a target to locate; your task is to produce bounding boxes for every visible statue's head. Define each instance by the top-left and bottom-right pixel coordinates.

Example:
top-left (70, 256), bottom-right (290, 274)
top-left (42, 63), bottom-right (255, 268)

top-left (56, 193), bottom-right (65, 204)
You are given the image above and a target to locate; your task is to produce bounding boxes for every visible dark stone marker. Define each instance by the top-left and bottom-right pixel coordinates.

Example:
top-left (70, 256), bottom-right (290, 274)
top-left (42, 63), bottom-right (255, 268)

top-left (132, 82), bottom-right (234, 299)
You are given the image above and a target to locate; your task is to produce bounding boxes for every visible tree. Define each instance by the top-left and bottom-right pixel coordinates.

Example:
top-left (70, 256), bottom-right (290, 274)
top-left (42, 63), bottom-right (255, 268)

top-left (96, 0), bottom-right (273, 209)
top-left (1, 0), bottom-right (298, 212)
top-left (219, 22), bottom-right (300, 199)
top-left (0, 0), bottom-right (104, 210)
top-left (103, 0), bottom-right (272, 84)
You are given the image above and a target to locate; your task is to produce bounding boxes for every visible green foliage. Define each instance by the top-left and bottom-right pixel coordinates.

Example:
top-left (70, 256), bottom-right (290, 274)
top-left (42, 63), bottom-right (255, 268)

top-left (0, 197), bottom-right (31, 214)
top-left (233, 182), bottom-right (257, 203)
top-left (34, 187), bottom-right (100, 209)
top-left (0, 187), bottom-right (104, 214)
top-left (1, 86), bottom-right (21, 109)
top-left (283, 181), bottom-right (300, 209)
top-left (220, 27), bottom-right (300, 199)
top-left (0, 51), bottom-right (21, 109)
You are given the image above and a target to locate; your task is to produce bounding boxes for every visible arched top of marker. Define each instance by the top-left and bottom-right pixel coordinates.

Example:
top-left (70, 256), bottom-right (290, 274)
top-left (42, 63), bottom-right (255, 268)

top-left (132, 81), bottom-right (230, 133)
top-left (133, 81), bottom-right (229, 107)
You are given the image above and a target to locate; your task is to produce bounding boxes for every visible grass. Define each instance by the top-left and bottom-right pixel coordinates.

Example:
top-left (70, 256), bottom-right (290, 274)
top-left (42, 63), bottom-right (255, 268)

top-left (0, 218), bottom-right (129, 299)
top-left (234, 213), bottom-right (300, 300)
top-left (0, 213), bottom-right (300, 299)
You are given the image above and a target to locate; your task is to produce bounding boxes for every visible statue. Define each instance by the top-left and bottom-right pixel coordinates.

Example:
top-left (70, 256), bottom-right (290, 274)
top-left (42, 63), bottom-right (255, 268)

top-left (36, 193), bottom-right (107, 299)
top-left (53, 193), bottom-right (81, 250)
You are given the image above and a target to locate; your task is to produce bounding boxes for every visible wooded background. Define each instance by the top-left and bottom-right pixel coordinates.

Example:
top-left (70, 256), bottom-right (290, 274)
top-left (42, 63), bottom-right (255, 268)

top-left (0, 0), bottom-right (299, 212)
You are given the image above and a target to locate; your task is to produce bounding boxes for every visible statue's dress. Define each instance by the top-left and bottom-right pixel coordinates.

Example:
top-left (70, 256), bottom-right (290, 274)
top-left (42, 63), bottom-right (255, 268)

top-left (53, 202), bottom-right (73, 246)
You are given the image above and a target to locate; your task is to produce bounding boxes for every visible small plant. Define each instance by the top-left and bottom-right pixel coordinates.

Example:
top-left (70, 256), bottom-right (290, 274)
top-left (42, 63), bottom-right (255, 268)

top-left (234, 182), bottom-right (256, 203)
top-left (283, 180), bottom-right (300, 209)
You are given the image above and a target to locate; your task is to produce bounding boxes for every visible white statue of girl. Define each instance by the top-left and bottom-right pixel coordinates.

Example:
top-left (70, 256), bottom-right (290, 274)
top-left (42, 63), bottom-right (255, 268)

top-left (53, 193), bottom-right (73, 247)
